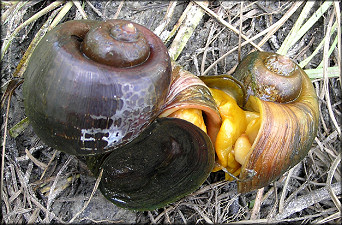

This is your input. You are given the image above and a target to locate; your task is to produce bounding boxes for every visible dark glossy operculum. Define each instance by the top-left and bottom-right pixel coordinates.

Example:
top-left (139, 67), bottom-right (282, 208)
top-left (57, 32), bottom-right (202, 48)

top-left (23, 19), bottom-right (172, 156)
top-left (97, 117), bottom-right (215, 211)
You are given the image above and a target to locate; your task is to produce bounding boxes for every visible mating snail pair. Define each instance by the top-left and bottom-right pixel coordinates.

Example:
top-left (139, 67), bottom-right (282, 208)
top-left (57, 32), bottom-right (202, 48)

top-left (22, 19), bottom-right (319, 210)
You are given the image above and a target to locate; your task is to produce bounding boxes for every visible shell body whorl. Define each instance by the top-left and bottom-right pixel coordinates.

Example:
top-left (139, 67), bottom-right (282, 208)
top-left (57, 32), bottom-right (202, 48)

top-left (23, 19), bottom-right (172, 155)
top-left (233, 51), bottom-right (319, 193)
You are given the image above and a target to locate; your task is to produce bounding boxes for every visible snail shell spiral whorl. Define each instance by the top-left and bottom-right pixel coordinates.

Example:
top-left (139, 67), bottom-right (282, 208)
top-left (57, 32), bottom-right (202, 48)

top-left (23, 19), bottom-right (172, 155)
top-left (234, 51), bottom-right (303, 103)
top-left (233, 51), bottom-right (319, 193)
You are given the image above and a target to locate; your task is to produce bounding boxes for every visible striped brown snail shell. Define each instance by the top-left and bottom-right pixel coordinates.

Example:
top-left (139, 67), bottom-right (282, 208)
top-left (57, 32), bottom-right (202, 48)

top-left (234, 51), bottom-right (319, 193)
top-left (199, 51), bottom-right (319, 193)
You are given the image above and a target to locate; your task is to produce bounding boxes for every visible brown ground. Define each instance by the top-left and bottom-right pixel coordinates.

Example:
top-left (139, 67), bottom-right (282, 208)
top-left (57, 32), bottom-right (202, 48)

top-left (1, 1), bottom-right (341, 224)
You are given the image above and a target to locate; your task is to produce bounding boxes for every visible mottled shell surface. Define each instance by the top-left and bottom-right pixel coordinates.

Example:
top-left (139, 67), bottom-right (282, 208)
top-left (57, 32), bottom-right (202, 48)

top-left (23, 19), bottom-right (172, 155)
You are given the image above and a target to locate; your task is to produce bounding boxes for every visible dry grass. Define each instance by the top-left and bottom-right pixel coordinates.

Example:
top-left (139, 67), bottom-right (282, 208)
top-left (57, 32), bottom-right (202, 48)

top-left (1, 1), bottom-right (341, 223)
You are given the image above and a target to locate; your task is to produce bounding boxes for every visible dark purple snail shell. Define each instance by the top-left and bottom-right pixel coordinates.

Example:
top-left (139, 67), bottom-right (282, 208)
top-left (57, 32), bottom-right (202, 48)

top-left (23, 19), bottom-right (216, 211)
top-left (23, 19), bottom-right (172, 155)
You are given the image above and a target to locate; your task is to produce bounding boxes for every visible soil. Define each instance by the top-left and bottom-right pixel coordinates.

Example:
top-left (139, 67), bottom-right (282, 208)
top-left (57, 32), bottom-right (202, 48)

top-left (1, 1), bottom-right (341, 224)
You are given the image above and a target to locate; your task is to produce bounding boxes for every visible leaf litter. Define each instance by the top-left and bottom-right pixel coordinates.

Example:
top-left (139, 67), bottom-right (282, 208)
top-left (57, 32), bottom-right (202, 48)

top-left (1, 1), bottom-right (341, 223)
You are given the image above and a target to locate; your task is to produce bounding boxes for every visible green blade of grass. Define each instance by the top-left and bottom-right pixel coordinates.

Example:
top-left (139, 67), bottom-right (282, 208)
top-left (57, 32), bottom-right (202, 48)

top-left (12, 6), bottom-right (63, 78)
top-left (277, 1), bottom-right (315, 55)
top-left (333, 2), bottom-right (341, 87)
top-left (202, 2), bottom-right (302, 76)
top-left (9, 117), bottom-right (29, 138)
top-left (317, 33), bottom-right (338, 68)
top-left (278, 1), bottom-right (332, 55)
top-left (168, 2), bottom-right (208, 61)
top-left (257, 1), bottom-right (304, 48)
top-left (299, 21), bottom-right (337, 68)
top-left (288, 1), bottom-right (332, 50)
top-left (1, 1), bottom-right (22, 24)
top-left (1, 1), bottom-right (64, 61)
top-left (304, 66), bottom-right (339, 79)
top-left (48, 1), bottom-right (73, 30)
top-left (72, 0), bottom-right (88, 19)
